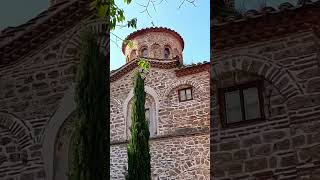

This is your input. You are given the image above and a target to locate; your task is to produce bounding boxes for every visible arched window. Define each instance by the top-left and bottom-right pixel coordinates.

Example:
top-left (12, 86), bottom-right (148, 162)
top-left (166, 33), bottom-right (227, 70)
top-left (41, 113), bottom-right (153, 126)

top-left (164, 47), bottom-right (170, 59)
top-left (141, 48), bottom-right (148, 57)
top-left (130, 50), bottom-right (137, 60)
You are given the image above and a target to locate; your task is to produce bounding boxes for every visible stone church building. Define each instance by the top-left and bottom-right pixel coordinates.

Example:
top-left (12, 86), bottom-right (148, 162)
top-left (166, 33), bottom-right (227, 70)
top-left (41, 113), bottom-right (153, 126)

top-left (110, 27), bottom-right (210, 179)
top-left (1, 0), bottom-right (320, 179)
top-left (0, 0), bottom-right (108, 180)
top-left (0, 0), bottom-right (211, 180)
top-left (211, 0), bottom-right (320, 179)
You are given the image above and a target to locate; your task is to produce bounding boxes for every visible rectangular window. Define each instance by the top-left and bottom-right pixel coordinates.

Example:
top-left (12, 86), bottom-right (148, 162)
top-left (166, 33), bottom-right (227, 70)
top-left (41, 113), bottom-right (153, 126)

top-left (178, 88), bottom-right (193, 102)
top-left (219, 81), bottom-right (264, 127)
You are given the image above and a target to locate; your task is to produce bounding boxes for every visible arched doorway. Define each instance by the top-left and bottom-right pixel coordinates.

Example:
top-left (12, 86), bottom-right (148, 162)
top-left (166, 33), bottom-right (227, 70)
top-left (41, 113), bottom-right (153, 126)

top-left (53, 112), bottom-right (76, 180)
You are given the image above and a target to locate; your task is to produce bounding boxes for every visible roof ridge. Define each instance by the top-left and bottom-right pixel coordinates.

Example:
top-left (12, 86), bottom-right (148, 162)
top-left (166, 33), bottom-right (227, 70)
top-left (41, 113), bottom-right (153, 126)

top-left (214, 0), bottom-right (320, 26)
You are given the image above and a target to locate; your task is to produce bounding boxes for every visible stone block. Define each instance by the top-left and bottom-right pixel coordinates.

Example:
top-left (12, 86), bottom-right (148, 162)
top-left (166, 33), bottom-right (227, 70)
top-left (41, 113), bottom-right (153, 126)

top-left (9, 153), bottom-right (20, 162)
top-left (214, 152), bottom-right (232, 164)
top-left (5, 146), bottom-right (16, 153)
top-left (220, 141), bottom-right (240, 151)
top-left (292, 135), bottom-right (305, 147)
top-left (227, 162), bottom-right (243, 175)
top-left (249, 144), bottom-right (271, 157)
top-left (0, 137), bottom-right (12, 146)
top-left (35, 73), bottom-right (46, 80)
top-left (20, 173), bottom-right (34, 180)
top-left (48, 70), bottom-right (59, 79)
top-left (269, 156), bottom-right (277, 168)
top-left (280, 155), bottom-right (297, 167)
top-left (233, 149), bottom-right (247, 160)
top-left (0, 153), bottom-right (7, 165)
top-left (245, 158), bottom-right (267, 172)
top-left (263, 131), bottom-right (286, 143)
top-left (299, 144), bottom-right (320, 162)
top-left (242, 136), bottom-right (261, 148)
top-left (273, 139), bottom-right (290, 151)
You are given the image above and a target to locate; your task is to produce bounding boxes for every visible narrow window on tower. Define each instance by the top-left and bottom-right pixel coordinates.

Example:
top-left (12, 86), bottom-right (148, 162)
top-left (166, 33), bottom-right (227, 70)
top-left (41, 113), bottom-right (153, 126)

top-left (164, 48), bottom-right (170, 59)
top-left (178, 87), bottom-right (193, 102)
top-left (141, 48), bottom-right (148, 57)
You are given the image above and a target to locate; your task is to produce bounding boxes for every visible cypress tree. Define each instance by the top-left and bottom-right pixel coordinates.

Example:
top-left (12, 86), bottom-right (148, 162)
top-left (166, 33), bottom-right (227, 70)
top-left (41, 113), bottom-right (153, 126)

top-left (70, 31), bottom-right (109, 180)
top-left (127, 70), bottom-right (151, 180)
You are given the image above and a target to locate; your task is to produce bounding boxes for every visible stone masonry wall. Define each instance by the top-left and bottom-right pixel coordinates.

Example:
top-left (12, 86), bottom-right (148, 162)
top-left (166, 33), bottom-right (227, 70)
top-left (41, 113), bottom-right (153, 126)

top-left (111, 65), bottom-right (210, 179)
top-left (0, 18), bottom-right (103, 180)
top-left (0, 30), bottom-right (77, 180)
top-left (211, 31), bottom-right (320, 179)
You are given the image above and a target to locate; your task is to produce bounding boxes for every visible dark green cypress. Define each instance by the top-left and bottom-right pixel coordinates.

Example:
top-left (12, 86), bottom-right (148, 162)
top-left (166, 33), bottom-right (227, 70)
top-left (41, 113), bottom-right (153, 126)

top-left (70, 31), bottom-right (109, 180)
top-left (127, 71), bottom-right (151, 180)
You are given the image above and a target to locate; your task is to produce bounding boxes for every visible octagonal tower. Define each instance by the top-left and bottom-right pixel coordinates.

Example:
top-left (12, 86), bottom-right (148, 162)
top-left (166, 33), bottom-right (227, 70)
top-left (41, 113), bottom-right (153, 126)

top-left (122, 27), bottom-right (184, 63)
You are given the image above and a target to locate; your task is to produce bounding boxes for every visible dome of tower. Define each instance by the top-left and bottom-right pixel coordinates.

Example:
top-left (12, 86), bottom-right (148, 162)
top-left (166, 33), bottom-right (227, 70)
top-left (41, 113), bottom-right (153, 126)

top-left (122, 27), bottom-right (184, 63)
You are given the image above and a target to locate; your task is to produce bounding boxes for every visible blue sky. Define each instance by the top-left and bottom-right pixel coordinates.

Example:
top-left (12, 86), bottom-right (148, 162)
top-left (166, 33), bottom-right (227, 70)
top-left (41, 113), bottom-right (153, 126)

top-left (110, 0), bottom-right (210, 70)
top-left (0, 0), bottom-right (49, 30)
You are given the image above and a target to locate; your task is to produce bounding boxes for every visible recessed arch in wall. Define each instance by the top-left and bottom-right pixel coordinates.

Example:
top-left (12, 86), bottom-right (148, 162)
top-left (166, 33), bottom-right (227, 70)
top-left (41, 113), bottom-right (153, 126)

top-left (139, 45), bottom-right (149, 57)
top-left (42, 84), bottom-right (75, 180)
top-left (59, 18), bottom-right (109, 60)
top-left (211, 54), bottom-right (304, 102)
top-left (123, 86), bottom-right (160, 138)
top-left (163, 79), bottom-right (207, 101)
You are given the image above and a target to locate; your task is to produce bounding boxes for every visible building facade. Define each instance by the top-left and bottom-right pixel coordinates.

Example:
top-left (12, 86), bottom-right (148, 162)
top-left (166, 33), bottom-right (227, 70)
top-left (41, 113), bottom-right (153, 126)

top-left (211, 1), bottom-right (320, 179)
top-left (0, 1), bottom-right (108, 180)
top-left (110, 27), bottom-right (210, 179)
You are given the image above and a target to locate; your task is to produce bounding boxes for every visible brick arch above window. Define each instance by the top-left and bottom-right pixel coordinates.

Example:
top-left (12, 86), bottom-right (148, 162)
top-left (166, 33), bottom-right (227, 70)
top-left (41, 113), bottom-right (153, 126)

top-left (212, 54), bottom-right (304, 102)
top-left (139, 45), bottom-right (149, 57)
top-left (0, 112), bottom-right (34, 149)
top-left (163, 44), bottom-right (172, 59)
top-left (163, 79), bottom-right (206, 101)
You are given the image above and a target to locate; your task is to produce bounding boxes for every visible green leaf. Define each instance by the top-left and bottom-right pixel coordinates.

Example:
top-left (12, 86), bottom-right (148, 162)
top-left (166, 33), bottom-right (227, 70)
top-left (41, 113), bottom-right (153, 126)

top-left (127, 18), bottom-right (137, 29)
top-left (124, 0), bottom-right (132, 4)
top-left (137, 58), bottom-right (150, 71)
top-left (127, 40), bottom-right (134, 49)
top-left (97, 5), bottom-right (107, 19)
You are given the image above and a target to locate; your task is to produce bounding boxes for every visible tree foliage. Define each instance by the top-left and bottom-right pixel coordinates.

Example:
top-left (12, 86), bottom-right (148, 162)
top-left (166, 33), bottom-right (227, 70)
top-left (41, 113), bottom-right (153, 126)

top-left (126, 70), bottom-right (151, 180)
top-left (91, 0), bottom-right (137, 31)
top-left (70, 31), bottom-right (108, 180)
